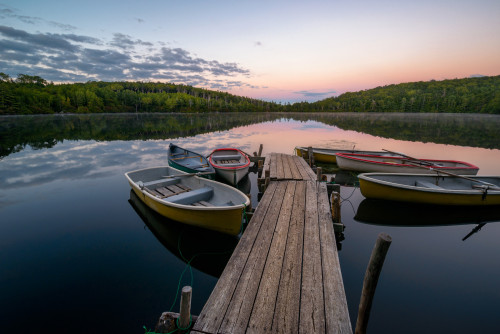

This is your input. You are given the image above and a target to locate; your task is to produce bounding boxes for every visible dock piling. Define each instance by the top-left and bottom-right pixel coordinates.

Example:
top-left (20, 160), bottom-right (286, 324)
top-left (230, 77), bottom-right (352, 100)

top-left (317, 166), bottom-right (322, 181)
top-left (307, 146), bottom-right (314, 166)
top-left (355, 233), bottom-right (392, 334)
top-left (179, 286), bottom-right (192, 330)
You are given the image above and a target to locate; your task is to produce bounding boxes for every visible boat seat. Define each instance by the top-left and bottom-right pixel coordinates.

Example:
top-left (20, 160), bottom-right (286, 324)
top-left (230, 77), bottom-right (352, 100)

top-left (415, 180), bottom-right (444, 190)
top-left (167, 186), bottom-right (214, 205)
top-left (216, 162), bottom-right (243, 167)
top-left (139, 178), bottom-right (180, 188)
top-left (212, 154), bottom-right (241, 161)
top-left (192, 200), bottom-right (215, 207)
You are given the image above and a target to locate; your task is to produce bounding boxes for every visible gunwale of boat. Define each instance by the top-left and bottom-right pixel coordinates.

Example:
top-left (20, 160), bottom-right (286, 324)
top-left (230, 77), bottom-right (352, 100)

top-left (167, 144), bottom-right (216, 174)
top-left (208, 148), bottom-right (251, 170)
top-left (125, 166), bottom-right (250, 211)
top-left (337, 153), bottom-right (479, 170)
top-left (358, 173), bottom-right (500, 194)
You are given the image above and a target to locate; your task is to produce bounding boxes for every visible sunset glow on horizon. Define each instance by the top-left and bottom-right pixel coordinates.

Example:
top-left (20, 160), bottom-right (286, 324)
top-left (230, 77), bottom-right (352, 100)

top-left (1, 0), bottom-right (499, 103)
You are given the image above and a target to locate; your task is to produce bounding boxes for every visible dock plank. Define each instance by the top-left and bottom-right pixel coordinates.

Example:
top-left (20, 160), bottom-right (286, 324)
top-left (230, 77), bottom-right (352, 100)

top-left (270, 153), bottom-right (277, 180)
top-left (287, 155), bottom-right (303, 180)
top-left (220, 181), bottom-right (288, 334)
top-left (272, 180), bottom-right (306, 333)
top-left (282, 154), bottom-right (293, 180)
top-left (317, 183), bottom-right (352, 333)
top-left (300, 181), bottom-right (326, 333)
top-left (292, 155), bottom-right (313, 180)
top-left (246, 181), bottom-right (296, 333)
top-left (296, 155), bottom-right (317, 180)
top-left (276, 153), bottom-right (285, 180)
top-left (191, 182), bottom-right (279, 333)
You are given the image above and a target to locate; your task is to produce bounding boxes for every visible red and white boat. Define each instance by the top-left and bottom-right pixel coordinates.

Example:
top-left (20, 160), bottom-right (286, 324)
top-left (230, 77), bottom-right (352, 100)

top-left (208, 148), bottom-right (251, 185)
top-left (336, 153), bottom-right (479, 175)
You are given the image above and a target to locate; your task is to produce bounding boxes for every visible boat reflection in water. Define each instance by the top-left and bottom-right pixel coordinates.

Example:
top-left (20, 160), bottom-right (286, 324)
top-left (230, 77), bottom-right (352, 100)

top-left (129, 190), bottom-right (239, 278)
top-left (354, 199), bottom-right (500, 241)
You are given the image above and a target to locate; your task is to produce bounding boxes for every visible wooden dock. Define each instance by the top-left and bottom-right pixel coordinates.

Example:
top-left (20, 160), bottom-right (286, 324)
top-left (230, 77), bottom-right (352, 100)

top-left (191, 153), bottom-right (352, 334)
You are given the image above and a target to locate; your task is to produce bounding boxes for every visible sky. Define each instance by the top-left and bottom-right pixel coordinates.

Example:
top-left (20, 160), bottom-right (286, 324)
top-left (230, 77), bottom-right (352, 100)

top-left (1, 0), bottom-right (499, 103)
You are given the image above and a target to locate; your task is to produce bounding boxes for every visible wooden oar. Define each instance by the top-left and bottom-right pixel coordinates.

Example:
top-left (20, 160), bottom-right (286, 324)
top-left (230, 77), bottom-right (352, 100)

top-left (382, 149), bottom-right (436, 167)
top-left (161, 171), bottom-right (214, 178)
top-left (382, 148), bottom-right (499, 186)
top-left (404, 160), bottom-right (499, 188)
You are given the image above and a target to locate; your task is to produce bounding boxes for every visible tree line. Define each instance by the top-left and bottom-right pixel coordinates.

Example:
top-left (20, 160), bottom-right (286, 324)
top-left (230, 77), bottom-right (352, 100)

top-left (1, 73), bottom-right (499, 114)
top-left (304, 75), bottom-right (500, 114)
top-left (0, 73), bottom-right (284, 114)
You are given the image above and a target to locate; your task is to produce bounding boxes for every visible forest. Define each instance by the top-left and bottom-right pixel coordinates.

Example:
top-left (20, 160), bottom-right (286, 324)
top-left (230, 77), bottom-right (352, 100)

top-left (0, 73), bottom-right (283, 114)
top-left (304, 75), bottom-right (500, 114)
top-left (1, 73), bottom-right (499, 114)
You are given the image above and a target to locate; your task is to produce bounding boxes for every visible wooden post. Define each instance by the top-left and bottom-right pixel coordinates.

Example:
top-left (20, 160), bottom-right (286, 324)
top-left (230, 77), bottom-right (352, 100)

top-left (355, 233), bottom-right (392, 334)
top-left (331, 191), bottom-right (341, 224)
top-left (179, 286), bottom-right (192, 330)
top-left (317, 167), bottom-right (322, 182)
top-left (308, 146), bottom-right (314, 166)
top-left (264, 177), bottom-right (270, 192)
top-left (258, 144), bottom-right (263, 157)
top-left (258, 159), bottom-right (263, 169)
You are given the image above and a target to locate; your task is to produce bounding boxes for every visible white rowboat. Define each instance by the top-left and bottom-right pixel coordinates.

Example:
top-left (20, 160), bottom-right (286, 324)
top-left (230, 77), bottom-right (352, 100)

top-left (208, 148), bottom-right (251, 185)
top-left (336, 153), bottom-right (479, 175)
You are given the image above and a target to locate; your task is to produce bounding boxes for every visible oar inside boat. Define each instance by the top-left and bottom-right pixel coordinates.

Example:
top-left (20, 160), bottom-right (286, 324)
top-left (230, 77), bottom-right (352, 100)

top-left (382, 149), bottom-right (439, 167)
top-left (161, 171), bottom-right (215, 179)
top-left (403, 160), bottom-right (498, 188)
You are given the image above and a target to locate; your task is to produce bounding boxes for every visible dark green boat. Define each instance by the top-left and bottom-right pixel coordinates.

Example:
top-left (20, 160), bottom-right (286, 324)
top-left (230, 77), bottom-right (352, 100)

top-left (167, 143), bottom-right (216, 179)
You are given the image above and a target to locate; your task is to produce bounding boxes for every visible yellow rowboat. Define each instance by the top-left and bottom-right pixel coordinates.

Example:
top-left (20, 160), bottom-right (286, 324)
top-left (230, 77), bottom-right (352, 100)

top-left (358, 173), bottom-right (500, 206)
top-left (125, 166), bottom-right (250, 236)
top-left (294, 146), bottom-right (387, 164)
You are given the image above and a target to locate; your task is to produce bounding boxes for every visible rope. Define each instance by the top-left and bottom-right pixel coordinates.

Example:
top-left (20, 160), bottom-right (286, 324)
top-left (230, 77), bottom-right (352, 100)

top-left (241, 203), bottom-right (248, 234)
top-left (143, 205), bottom-right (247, 333)
top-left (340, 185), bottom-right (358, 202)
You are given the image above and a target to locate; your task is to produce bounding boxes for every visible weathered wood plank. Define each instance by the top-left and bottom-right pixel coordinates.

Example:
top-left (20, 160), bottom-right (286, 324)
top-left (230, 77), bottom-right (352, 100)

top-left (156, 187), bottom-right (175, 196)
top-left (247, 181), bottom-right (296, 333)
top-left (317, 182), bottom-right (352, 333)
top-left (272, 181), bottom-right (306, 334)
top-left (261, 153), bottom-right (271, 178)
top-left (292, 155), bottom-right (312, 180)
top-left (296, 155), bottom-right (317, 180)
top-left (270, 153), bottom-right (277, 180)
top-left (166, 184), bottom-right (188, 194)
top-left (288, 155), bottom-right (303, 180)
top-left (219, 182), bottom-right (289, 334)
top-left (282, 154), bottom-right (293, 180)
top-left (191, 182), bottom-right (279, 333)
top-left (300, 181), bottom-right (325, 333)
top-left (276, 153), bottom-right (285, 180)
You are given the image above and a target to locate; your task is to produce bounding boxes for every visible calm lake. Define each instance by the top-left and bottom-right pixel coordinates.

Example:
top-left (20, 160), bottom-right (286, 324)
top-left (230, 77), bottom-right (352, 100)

top-left (1, 112), bottom-right (500, 333)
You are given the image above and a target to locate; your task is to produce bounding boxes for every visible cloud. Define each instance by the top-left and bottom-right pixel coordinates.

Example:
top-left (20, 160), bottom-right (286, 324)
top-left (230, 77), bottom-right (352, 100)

top-left (293, 89), bottom-right (337, 99)
top-left (0, 6), bottom-right (257, 91)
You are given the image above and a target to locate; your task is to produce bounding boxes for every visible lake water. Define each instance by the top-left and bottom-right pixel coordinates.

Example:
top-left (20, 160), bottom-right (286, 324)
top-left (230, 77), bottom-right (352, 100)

top-left (1, 112), bottom-right (499, 333)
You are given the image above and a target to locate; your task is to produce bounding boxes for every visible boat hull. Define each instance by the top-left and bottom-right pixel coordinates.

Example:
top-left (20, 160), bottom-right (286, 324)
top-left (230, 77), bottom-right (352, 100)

top-left (209, 148), bottom-right (251, 186)
top-left (167, 144), bottom-right (216, 179)
top-left (337, 153), bottom-right (479, 175)
top-left (294, 146), bottom-right (386, 164)
top-left (125, 166), bottom-right (250, 235)
top-left (358, 173), bottom-right (500, 206)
